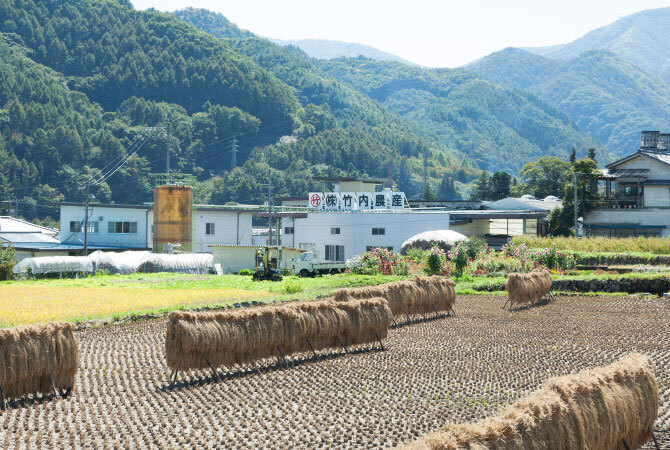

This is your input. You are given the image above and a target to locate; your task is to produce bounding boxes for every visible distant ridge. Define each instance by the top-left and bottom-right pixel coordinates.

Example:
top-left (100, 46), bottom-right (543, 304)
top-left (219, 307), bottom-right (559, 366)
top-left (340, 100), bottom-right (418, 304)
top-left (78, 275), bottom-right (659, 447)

top-left (523, 7), bottom-right (670, 84)
top-left (270, 38), bottom-right (418, 65)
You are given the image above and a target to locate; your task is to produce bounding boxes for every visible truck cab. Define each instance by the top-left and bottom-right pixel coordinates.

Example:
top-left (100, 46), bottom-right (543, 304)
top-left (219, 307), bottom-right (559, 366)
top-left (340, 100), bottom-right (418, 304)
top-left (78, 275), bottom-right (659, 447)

top-left (292, 251), bottom-right (345, 277)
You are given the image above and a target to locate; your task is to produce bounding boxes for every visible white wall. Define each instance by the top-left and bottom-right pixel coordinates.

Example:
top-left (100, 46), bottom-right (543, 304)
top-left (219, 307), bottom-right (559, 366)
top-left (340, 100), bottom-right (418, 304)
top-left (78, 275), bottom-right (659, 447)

top-left (60, 205), bottom-right (151, 249)
top-left (644, 186), bottom-right (670, 208)
top-left (192, 211), bottom-right (253, 253)
top-left (293, 211), bottom-right (450, 261)
top-left (585, 209), bottom-right (670, 236)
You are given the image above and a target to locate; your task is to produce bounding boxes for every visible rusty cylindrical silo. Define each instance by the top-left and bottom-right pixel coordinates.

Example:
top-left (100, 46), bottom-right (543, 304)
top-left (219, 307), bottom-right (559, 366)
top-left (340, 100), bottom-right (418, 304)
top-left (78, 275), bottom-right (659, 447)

top-left (153, 185), bottom-right (193, 253)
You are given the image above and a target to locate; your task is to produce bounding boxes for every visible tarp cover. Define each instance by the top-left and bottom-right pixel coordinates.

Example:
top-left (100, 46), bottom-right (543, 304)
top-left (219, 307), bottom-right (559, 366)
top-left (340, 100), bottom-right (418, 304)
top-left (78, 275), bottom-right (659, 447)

top-left (13, 256), bottom-right (94, 275)
top-left (401, 229), bottom-right (468, 250)
top-left (137, 253), bottom-right (213, 274)
top-left (14, 252), bottom-right (213, 275)
top-left (88, 250), bottom-right (152, 275)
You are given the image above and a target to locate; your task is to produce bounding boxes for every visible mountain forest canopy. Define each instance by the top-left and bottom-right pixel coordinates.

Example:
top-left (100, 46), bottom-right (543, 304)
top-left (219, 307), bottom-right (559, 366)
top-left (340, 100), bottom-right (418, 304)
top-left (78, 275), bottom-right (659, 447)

top-left (469, 48), bottom-right (670, 158)
top-left (1, 1), bottom-right (659, 225)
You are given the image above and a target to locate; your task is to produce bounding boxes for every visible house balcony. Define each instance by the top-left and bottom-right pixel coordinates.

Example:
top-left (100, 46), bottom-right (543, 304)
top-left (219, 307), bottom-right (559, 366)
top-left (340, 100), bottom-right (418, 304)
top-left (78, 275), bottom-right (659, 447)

top-left (590, 196), bottom-right (644, 210)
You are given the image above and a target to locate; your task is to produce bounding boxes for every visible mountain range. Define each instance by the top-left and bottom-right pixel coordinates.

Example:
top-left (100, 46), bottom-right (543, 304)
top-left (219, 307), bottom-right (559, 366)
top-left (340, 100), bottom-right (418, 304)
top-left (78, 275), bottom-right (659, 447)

top-left (269, 38), bottom-right (418, 66)
top-left (523, 8), bottom-right (670, 85)
top-left (0, 1), bottom-right (667, 220)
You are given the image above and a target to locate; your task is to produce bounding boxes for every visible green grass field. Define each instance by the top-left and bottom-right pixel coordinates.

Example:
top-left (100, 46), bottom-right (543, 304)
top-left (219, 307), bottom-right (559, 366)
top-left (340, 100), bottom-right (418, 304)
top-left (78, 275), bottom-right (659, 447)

top-left (513, 236), bottom-right (670, 254)
top-left (0, 273), bottom-right (409, 326)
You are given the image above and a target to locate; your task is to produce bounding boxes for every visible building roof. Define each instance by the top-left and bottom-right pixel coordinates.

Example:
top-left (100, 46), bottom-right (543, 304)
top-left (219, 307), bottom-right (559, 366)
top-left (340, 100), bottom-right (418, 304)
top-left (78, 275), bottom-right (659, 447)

top-left (605, 150), bottom-right (670, 170)
top-left (450, 210), bottom-right (549, 220)
top-left (60, 202), bottom-right (152, 210)
top-left (312, 176), bottom-right (388, 184)
top-left (487, 197), bottom-right (561, 212)
top-left (209, 244), bottom-right (305, 252)
top-left (0, 232), bottom-right (60, 244)
top-left (0, 216), bottom-right (58, 235)
top-left (275, 196), bottom-right (308, 202)
top-left (644, 179), bottom-right (670, 186)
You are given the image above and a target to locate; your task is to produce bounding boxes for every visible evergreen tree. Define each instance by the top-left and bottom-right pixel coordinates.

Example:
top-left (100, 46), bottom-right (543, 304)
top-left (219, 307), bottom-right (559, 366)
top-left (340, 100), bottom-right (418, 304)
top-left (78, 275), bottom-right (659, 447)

top-left (489, 171), bottom-right (511, 201)
top-left (472, 172), bottom-right (490, 201)
top-left (569, 147), bottom-right (576, 163)
top-left (422, 183), bottom-right (437, 201)
top-left (437, 173), bottom-right (459, 200)
top-left (587, 148), bottom-right (596, 163)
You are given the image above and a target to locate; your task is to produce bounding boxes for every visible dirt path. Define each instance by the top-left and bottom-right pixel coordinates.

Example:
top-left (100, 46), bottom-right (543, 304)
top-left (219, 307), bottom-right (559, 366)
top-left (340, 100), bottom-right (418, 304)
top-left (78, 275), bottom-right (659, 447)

top-left (1, 294), bottom-right (668, 449)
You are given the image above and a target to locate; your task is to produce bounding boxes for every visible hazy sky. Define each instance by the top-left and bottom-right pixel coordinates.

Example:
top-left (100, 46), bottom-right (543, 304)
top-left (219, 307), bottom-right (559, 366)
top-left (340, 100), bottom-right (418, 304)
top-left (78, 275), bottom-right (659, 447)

top-left (131, 0), bottom-right (670, 67)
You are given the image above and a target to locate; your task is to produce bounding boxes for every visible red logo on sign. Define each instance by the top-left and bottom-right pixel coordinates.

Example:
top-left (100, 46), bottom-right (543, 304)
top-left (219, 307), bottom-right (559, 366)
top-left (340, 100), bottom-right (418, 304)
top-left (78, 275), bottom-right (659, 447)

top-left (310, 194), bottom-right (322, 207)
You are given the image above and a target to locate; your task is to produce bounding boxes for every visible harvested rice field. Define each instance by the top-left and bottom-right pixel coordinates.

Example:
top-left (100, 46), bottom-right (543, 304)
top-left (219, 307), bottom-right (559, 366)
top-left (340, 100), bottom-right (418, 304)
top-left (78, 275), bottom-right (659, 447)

top-left (1, 294), bottom-right (668, 449)
top-left (0, 285), bottom-right (271, 326)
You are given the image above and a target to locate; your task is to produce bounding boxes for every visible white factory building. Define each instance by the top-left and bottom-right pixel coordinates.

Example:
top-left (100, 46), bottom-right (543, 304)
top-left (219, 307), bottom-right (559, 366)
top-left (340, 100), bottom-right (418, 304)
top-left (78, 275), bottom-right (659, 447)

top-left (54, 174), bottom-right (555, 260)
top-left (284, 210), bottom-right (451, 261)
top-left (59, 203), bottom-right (254, 253)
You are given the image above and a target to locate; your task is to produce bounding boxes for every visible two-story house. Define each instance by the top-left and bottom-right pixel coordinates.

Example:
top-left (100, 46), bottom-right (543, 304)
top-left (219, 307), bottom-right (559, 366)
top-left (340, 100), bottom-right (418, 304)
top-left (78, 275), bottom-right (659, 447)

top-left (583, 131), bottom-right (670, 237)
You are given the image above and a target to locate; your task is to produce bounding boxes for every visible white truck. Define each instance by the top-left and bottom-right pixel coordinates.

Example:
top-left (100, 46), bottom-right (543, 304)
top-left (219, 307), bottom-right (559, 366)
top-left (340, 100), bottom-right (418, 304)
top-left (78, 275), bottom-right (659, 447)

top-left (292, 251), bottom-right (346, 277)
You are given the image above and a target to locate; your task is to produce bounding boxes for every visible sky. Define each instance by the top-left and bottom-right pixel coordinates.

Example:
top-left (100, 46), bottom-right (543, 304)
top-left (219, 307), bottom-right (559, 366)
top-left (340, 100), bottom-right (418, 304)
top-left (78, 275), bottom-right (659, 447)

top-left (130, 0), bottom-right (670, 67)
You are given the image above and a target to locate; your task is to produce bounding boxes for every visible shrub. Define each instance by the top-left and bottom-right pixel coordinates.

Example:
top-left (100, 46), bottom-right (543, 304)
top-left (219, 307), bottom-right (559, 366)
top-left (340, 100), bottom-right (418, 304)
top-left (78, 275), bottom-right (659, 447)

top-left (467, 252), bottom-right (534, 275)
top-left (533, 244), bottom-right (576, 271)
top-left (424, 246), bottom-right (446, 276)
top-left (281, 281), bottom-right (304, 294)
top-left (349, 248), bottom-right (409, 275)
top-left (237, 269), bottom-right (253, 276)
top-left (0, 246), bottom-right (16, 281)
top-left (461, 237), bottom-right (488, 259)
top-left (448, 243), bottom-right (469, 277)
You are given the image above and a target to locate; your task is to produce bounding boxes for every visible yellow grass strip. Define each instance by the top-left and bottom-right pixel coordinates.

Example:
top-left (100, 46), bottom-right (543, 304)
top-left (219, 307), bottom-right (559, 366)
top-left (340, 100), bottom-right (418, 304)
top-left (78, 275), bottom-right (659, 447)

top-left (0, 286), bottom-right (272, 326)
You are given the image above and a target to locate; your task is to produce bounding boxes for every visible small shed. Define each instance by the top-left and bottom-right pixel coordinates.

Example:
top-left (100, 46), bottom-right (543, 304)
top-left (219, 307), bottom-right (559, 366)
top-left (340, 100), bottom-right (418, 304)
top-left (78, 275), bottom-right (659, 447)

top-left (210, 245), bottom-right (305, 274)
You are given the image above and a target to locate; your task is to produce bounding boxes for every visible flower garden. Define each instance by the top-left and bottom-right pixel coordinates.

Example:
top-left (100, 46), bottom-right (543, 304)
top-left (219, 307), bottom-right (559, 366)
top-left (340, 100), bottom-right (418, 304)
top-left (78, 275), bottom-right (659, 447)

top-left (347, 238), bottom-right (577, 278)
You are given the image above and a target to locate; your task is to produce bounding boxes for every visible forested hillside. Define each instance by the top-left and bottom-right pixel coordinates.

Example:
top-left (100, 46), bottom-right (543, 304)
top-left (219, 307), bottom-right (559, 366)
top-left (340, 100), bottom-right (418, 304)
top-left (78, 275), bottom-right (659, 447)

top-left (175, 8), bottom-right (600, 175)
top-left (0, 0), bottom-right (472, 220)
top-left (173, 7), bottom-right (479, 198)
top-left (315, 57), bottom-right (601, 173)
top-left (469, 48), bottom-right (670, 156)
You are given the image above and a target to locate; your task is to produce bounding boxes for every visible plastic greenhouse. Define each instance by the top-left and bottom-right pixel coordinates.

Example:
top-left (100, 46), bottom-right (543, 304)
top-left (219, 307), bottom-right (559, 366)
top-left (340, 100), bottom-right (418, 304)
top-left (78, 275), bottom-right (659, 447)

top-left (137, 253), bottom-right (213, 274)
top-left (88, 250), bottom-right (152, 275)
top-left (13, 251), bottom-right (214, 277)
top-left (13, 256), bottom-right (94, 276)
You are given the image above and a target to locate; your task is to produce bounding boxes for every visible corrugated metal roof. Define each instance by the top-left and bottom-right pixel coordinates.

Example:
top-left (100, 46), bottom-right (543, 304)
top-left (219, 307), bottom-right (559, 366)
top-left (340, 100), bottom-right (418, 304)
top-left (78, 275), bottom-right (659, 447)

top-left (0, 232), bottom-right (59, 244)
top-left (0, 216), bottom-right (58, 234)
top-left (487, 197), bottom-right (561, 212)
top-left (209, 244), bottom-right (305, 252)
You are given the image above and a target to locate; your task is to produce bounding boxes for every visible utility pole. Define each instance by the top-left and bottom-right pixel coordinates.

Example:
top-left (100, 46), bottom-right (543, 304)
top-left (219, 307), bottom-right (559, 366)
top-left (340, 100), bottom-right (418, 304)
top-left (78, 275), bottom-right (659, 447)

top-left (166, 122), bottom-right (171, 182)
top-left (573, 172), bottom-right (578, 237)
top-left (264, 174), bottom-right (274, 246)
top-left (230, 136), bottom-right (238, 170)
top-left (83, 180), bottom-right (90, 256)
top-left (423, 151), bottom-right (428, 187)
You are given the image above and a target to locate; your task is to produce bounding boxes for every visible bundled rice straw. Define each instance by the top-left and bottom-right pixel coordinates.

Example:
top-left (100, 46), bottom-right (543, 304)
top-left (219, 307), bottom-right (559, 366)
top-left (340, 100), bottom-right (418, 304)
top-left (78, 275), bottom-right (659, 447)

top-left (0, 322), bottom-right (79, 399)
top-left (505, 267), bottom-right (553, 309)
top-left (165, 297), bottom-right (393, 371)
top-left (402, 353), bottom-right (659, 450)
top-left (334, 276), bottom-right (456, 317)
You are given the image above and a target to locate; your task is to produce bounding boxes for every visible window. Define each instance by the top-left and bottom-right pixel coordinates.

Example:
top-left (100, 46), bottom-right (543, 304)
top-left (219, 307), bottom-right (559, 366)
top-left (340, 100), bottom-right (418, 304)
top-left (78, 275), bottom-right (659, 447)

top-left (372, 227), bottom-right (385, 235)
top-left (206, 223), bottom-right (215, 235)
top-left (331, 227), bottom-right (340, 235)
top-left (108, 221), bottom-right (137, 234)
top-left (284, 226), bottom-right (294, 234)
top-left (325, 245), bottom-right (345, 262)
top-left (366, 246), bottom-right (394, 252)
top-left (70, 221), bottom-right (98, 233)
